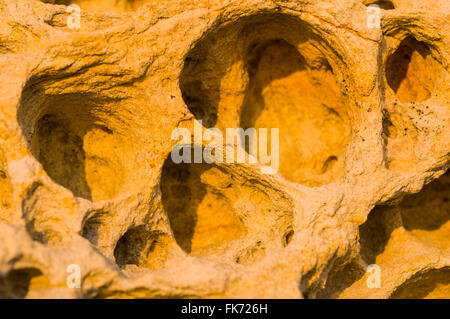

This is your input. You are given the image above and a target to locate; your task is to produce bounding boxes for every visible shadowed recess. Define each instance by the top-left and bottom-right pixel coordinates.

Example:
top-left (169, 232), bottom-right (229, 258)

top-left (359, 205), bottom-right (400, 265)
top-left (318, 172), bottom-right (450, 298)
top-left (390, 267), bottom-right (450, 299)
top-left (386, 36), bottom-right (439, 103)
top-left (398, 170), bottom-right (450, 250)
top-left (0, 268), bottom-right (48, 299)
top-left (20, 94), bottom-right (126, 201)
top-left (316, 259), bottom-right (366, 299)
top-left (316, 205), bottom-right (400, 298)
top-left (318, 204), bottom-right (402, 298)
top-left (180, 13), bottom-right (351, 187)
top-left (240, 39), bottom-right (350, 186)
top-left (17, 81), bottom-right (146, 202)
top-left (81, 210), bottom-right (109, 245)
top-left (160, 144), bottom-right (293, 263)
top-left (114, 227), bottom-right (173, 270)
top-left (364, 0), bottom-right (395, 9)
top-left (160, 154), bottom-right (247, 256)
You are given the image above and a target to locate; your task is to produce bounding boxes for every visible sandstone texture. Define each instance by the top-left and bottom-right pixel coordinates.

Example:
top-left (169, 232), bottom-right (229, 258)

top-left (0, 0), bottom-right (449, 299)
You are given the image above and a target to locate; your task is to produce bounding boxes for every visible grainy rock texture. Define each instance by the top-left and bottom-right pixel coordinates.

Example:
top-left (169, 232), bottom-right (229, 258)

top-left (0, 0), bottom-right (449, 299)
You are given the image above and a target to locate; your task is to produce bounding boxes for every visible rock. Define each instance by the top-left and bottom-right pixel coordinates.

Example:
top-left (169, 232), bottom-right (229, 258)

top-left (0, 0), bottom-right (448, 298)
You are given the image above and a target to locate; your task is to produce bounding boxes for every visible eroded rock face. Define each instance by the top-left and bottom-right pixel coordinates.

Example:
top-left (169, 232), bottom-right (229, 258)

top-left (0, 0), bottom-right (448, 299)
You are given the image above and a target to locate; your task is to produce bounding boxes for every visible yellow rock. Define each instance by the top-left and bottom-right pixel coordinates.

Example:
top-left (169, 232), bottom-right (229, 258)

top-left (0, 0), bottom-right (448, 299)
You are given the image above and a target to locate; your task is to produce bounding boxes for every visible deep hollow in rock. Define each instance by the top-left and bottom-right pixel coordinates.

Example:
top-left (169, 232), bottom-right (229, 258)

top-left (17, 88), bottom-right (145, 202)
top-left (114, 227), bottom-right (173, 270)
top-left (180, 14), bottom-right (351, 187)
top-left (316, 205), bottom-right (400, 298)
top-left (25, 95), bottom-right (124, 201)
top-left (398, 170), bottom-right (450, 250)
top-left (0, 268), bottom-right (48, 299)
top-left (386, 37), bottom-right (439, 103)
top-left (241, 39), bottom-right (350, 186)
top-left (320, 171), bottom-right (450, 298)
top-left (160, 146), bottom-right (293, 260)
top-left (390, 267), bottom-right (450, 299)
top-left (160, 156), bottom-right (247, 256)
top-left (316, 259), bottom-right (366, 299)
top-left (359, 205), bottom-right (400, 265)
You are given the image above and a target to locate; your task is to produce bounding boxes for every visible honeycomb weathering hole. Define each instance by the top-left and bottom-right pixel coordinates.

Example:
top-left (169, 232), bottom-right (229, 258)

top-left (33, 97), bottom-right (123, 201)
top-left (398, 170), bottom-right (450, 250)
top-left (0, 268), bottom-right (48, 299)
top-left (316, 205), bottom-right (398, 298)
top-left (358, 205), bottom-right (398, 265)
top-left (386, 37), bottom-right (439, 103)
top-left (18, 92), bottom-right (140, 202)
top-left (316, 205), bottom-right (399, 298)
top-left (322, 172), bottom-right (449, 298)
top-left (241, 39), bottom-right (350, 186)
top-left (316, 260), bottom-right (366, 299)
top-left (180, 14), bottom-right (351, 187)
top-left (161, 157), bottom-right (247, 256)
top-left (114, 227), bottom-right (173, 270)
top-left (390, 267), bottom-right (450, 299)
top-left (161, 145), bottom-right (294, 262)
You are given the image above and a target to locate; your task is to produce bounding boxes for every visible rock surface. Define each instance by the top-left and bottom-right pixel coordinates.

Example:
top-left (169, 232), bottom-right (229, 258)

top-left (0, 0), bottom-right (448, 298)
